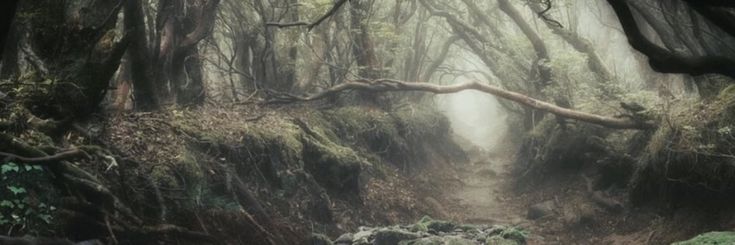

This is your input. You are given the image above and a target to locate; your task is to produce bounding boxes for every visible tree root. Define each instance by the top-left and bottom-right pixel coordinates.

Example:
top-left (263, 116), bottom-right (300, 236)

top-left (56, 209), bottom-right (219, 244)
top-left (582, 174), bottom-right (624, 212)
top-left (231, 174), bottom-right (287, 245)
top-left (0, 132), bottom-right (221, 243)
top-left (0, 148), bottom-right (86, 164)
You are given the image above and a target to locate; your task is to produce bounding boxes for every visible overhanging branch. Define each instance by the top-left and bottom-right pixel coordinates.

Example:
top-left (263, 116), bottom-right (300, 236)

top-left (266, 0), bottom-right (349, 31)
top-left (266, 79), bottom-right (656, 130)
top-left (607, 0), bottom-right (735, 79)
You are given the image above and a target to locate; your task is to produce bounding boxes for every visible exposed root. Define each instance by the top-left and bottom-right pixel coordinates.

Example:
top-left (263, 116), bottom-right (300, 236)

top-left (582, 174), bottom-right (623, 212)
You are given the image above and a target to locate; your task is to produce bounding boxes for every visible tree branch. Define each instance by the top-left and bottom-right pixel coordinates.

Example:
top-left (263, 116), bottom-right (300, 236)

top-left (684, 1), bottom-right (735, 38)
top-left (607, 0), bottom-right (735, 79)
top-left (180, 0), bottom-right (221, 49)
top-left (265, 21), bottom-right (310, 28)
top-left (265, 0), bottom-right (349, 31)
top-left (266, 79), bottom-right (656, 129)
top-left (307, 0), bottom-right (349, 30)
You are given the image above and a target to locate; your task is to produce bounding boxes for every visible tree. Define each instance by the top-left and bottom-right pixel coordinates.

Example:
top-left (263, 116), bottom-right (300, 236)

top-left (0, 0), bottom-right (19, 59)
top-left (606, 0), bottom-right (735, 79)
top-left (123, 0), bottom-right (220, 110)
top-left (13, 0), bottom-right (128, 117)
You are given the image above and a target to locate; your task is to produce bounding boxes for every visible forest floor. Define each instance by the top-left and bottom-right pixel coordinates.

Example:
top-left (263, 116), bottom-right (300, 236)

top-left (422, 140), bottom-right (723, 245)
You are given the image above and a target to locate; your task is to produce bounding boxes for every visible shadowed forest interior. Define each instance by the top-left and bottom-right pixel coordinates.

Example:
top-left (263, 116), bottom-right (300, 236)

top-left (1, 0), bottom-right (735, 244)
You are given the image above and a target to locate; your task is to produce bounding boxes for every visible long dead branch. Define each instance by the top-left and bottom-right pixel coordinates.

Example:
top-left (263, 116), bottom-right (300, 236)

top-left (267, 79), bottom-right (656, 129)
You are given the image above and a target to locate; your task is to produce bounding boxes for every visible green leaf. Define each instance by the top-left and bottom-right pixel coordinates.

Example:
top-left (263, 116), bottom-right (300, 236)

top-left (7, 186), bottom-right (26, 195)
top-left (1, 162), bottom-right (19, 174)
top-left (38, 214), bottom-right (52, 224)
top-left (0, 200), bottom-right (14, 208)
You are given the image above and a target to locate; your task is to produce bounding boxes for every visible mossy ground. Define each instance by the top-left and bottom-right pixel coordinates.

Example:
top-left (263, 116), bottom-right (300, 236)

top-left (41, 103), bottom-right (465, 243)
top-left (673, 231), bottom-right (735, 245)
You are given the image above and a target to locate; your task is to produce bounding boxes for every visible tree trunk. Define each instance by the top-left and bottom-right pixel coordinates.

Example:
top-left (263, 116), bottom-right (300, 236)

top-left (124, 0), bottom-right (159, 111)
top-left (350, 0), bottom-right (380, 80)
top-left (16, 0), bottom-right (128, 117)
top-left (350, 0), bottom-right (383, 105)
top-left (0, 22), bottom-right (19, 79)
top-left (0, 0), bottom-right (18, 59)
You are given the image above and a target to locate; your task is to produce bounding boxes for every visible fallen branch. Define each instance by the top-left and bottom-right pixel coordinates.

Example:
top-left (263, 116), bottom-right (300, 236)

top-left (267, 79), bottom-right (657, 129)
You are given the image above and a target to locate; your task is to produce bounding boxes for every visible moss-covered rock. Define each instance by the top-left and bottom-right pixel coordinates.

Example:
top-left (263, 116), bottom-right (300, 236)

top-left (415, 216), bottom-right (456, 233)
top-left (373, 228), bottom-right (421, 245)
top-left (673, 231), bottom-right (735, 245)
top-left (403, 236), bottom-right (476, 245)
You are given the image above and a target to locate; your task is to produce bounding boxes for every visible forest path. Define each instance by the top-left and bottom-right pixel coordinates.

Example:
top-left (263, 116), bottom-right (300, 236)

top-left (441, 148), bottom-right (528, 228)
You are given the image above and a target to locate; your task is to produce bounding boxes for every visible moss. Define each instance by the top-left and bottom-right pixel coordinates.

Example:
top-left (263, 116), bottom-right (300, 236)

top-left (673, 231), bottom-right (735, 245)
top-left (176, 150), bottom-right (205, 202)
top-left (630, 86), bottom-right (735, 204)
top-left (499, 227), bottom-right (527, 244)
top-left (402, 237), bottom-right (476, 245)
top-left (321, 106), bottom-right (408, 163)
top-left (150, 165), bottom-right (178, 190)
top-left (483, 225), bottom-right (527, 245)
top-left (233, 121), bottom-right (304, 189)
top-left (414, 216), bottom-right (456, 233)
top-left (301, 131), bottom-right (365, 194)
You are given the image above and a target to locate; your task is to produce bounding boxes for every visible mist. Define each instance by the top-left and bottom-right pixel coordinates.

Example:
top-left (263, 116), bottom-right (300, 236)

top-left (2, 0), bottom-right (735, 244)
top-left (439, 86), bottom-right (508, 151)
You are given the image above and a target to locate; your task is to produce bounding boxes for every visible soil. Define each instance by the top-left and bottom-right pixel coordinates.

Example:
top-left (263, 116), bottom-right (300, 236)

top-left (417, 141), bottom-right (732, 245)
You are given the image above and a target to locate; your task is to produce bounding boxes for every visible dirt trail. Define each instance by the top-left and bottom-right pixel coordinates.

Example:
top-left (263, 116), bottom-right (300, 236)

top-left (435, 146), bottom-right (676, 244)
top-left (449, 152), bottom-right (522, 225)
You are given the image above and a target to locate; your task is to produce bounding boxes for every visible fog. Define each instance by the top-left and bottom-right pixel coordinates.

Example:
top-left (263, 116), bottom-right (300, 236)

top-left (440, 89), bottom-right (509, 151)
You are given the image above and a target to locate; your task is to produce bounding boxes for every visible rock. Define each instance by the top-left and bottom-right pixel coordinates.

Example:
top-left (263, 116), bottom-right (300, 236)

top-left (486, 235), bottom-right (520, 245)
top-left (303, 233), bottom-right (334, 245)
top-left (353, 229), bottom-right (374, 245)
top-left (526, 200), bottom-right (555, 220)
top-left (334, 233), bottom-right (354, 245)
top-left (408, 236), bottom-right (476, 245)
top-left (673, 231), bottom-right (735, 245)
top-left (373, 228), bottom-right (420, 245)
top-left (338, 218), bottom-right (528, 245)
top-left (416, 216), bottom-right (456, 233)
